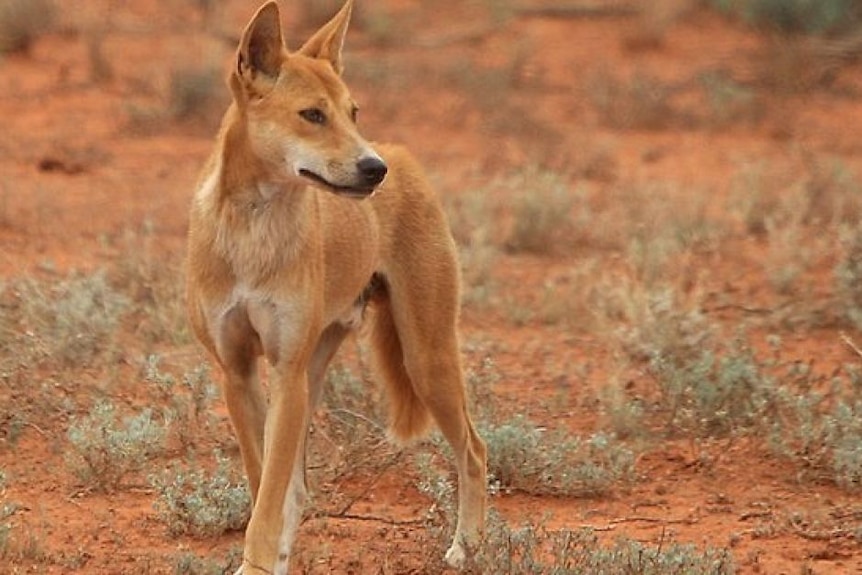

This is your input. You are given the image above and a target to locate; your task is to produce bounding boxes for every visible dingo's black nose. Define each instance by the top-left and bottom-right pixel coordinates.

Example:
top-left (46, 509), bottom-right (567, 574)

top-left (357, 157), bottom-right (388, 186)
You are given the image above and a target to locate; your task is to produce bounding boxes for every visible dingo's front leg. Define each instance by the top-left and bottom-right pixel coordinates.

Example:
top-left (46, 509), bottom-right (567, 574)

top-left (242, 361), bottom-right (310, 575)
top-left (217, 304), bottom-right (267, 504)
top-left (236, 291), bottom-right (318, 574)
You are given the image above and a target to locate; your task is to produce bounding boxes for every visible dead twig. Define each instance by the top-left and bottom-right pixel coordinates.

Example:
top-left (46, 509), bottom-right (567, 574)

top-left (579, 523), bottom-right (616, 532)
top-left (739, 510), bottom-right (773, 521)
top-left (840, 331), bottom-right (862, 360)
top-left (609, 515), bottom-right (693, 525)
top-left (310, 512), bottom-right (424, 527)
top-left (308, 452), bottom-right (403, 522)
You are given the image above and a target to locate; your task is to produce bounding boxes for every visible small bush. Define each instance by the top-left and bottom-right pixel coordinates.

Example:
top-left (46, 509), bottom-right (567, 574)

top-left (112, 233), bottom-right (190, 346)
top-left (312, 365), bottom-right (390, 478)
top-left (151, 451), bottom-right (250, 537)
top-left (471, 511), bottom-right (736, 574)
top-left (835, 225), bottom-right (862, 330)
top-left (66, 400), bottom-right (166, 492)
top-left (0, 0), bottom-right (55, 54)
top-left (646, 338), bottom-right (774, 437)
top-left (413, 451), bottom-right (457, 563)
top-left (767, 379), bottom-right (862, 491)
top-left (505, 168), bottom-right (575, 254)
top-left (481, 416), bottom-right (635, 497)
top-left (445, 189), bottom-right (500, 307)
top-left (1, 271), bottom-right (128, 369)
top-left (173, 545), bottom-right (243, 574)
top-left (615, 284), bottom-right (714, 365)
top-left (464, 357), bottom-right (635, 497)
top-left (0, 495), bottom-right (44, 565)
top-left (700, 71), bottom-right (761, 128)
top-left (145, 355), bottom-right (219, 451)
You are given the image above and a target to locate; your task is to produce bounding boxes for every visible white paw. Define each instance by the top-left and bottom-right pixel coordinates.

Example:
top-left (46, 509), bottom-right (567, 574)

top-left (444, 541), bottom-right (467, 569)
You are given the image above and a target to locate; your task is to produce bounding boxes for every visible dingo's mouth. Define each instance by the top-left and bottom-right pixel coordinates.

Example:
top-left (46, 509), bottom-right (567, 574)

top-left (299, 169), bottom-right (376, 198)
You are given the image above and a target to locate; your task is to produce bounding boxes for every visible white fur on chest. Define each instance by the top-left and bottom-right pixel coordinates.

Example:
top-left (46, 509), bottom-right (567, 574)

top-left (210, 283), bottom-right (307, 368)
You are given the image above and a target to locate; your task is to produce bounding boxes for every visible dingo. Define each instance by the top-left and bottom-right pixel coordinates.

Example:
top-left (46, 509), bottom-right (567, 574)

top-left (185, 1), bottom-right (487, 572)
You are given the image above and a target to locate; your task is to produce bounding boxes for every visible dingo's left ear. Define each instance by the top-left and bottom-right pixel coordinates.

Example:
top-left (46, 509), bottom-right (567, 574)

top-left (297, 0), bottom-right (353, 75)
top-left (237, 2), bottom-right (284, 87)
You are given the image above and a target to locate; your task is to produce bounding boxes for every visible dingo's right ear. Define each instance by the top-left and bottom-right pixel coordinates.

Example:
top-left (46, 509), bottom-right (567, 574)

top-left (235, 2), bottom-right (284, 94)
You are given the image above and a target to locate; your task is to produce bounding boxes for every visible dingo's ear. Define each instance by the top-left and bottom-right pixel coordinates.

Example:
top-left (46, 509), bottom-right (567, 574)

top-left (236, 2), bottom-right (284, 87)
top-left (297, 0), bottom-right (353, 75)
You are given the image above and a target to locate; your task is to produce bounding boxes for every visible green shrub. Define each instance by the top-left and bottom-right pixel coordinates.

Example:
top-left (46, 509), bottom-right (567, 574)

top-left (311, 365), bottom-right (392, 481)
top-left (111, 233), bottom-right (190, 346)
top-left (145, 355), bottom-right (219, 450)
top-left (151, 451), bottom-right (250, 537)
top-left (647, 340), bottom-right (771, 437)
top-left (615, 284), bottom-right (714, 365)
top-left (767, 379), bottom-right (862, 490)
top-left (172, 545), bottom-right (243, 574)
top-left (505, 169), bottom-right (574, 254)
top-left (835, 225), bottom-right (862, 330)
top-left (471, 511), bottom-right (736, 574)
top-left (1, 271), bottom-right (128, 369)
top-left (481, 416), bottom-right (635, 497)
top-left (66, 400), bottom-right (165, 492)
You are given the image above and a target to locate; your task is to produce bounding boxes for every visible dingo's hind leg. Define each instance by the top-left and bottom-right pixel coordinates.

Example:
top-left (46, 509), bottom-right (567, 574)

top-left (373, 266), bottom-right (487, 567)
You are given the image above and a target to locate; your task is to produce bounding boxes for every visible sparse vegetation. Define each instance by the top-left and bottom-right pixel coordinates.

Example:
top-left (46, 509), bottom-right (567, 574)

top-left (1, 271), bottom-right (128, 370)
top-left (481, 416), bottom-right (635, 497)
top-left (646, 337), bottom-right (771, 437)
top-left (145, 355), bottom-right (219, 451)
top-left (836, 225), bottom-right (862, 330)
top-left (469, 511), bottom-right (736, 574)
top-left (172, 546), bottom-right (243, 575)
top-left (151, 451), bottom-right (250, 537)
top-left (66, 400), bottom-right (166, 492)
top-left (306, 362), bottom-right (403, 515)
top-left (766, 373), bottom-right (862, 490)
top-left (445, 187), bottom-right (500, 306)
top-left (505, 168), bottom-right (576, 254)
top-left (112, 230), bottom-right (190, 346)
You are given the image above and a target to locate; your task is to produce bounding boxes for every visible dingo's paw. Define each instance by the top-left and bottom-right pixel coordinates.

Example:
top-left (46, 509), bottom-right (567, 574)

top-left (444, 541), bottom-right (467, 569)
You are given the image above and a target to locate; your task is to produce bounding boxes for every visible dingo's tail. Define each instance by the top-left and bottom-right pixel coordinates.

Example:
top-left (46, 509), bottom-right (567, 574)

top-left (369, 293), bottom-right (431, 443)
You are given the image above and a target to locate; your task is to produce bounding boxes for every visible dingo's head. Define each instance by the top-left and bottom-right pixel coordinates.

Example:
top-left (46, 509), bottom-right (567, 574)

top-left (230, 0), bottom-right (386, 198)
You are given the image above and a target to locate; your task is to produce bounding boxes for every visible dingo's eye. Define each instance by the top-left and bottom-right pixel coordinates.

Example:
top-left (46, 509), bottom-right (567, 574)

top-left (350, 106), bottom-right (359, 123)
top-left (299, 108), bottom-right (326, 125)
